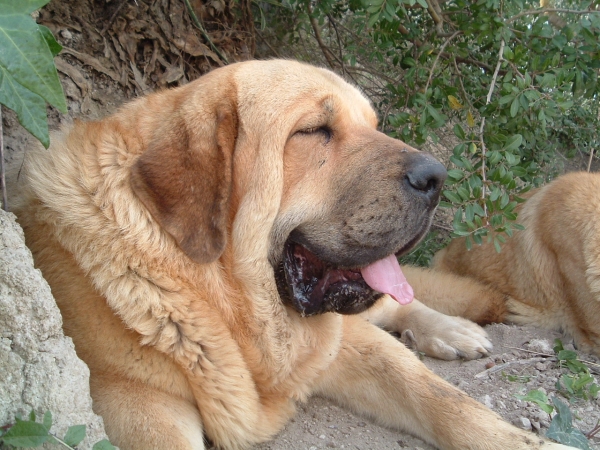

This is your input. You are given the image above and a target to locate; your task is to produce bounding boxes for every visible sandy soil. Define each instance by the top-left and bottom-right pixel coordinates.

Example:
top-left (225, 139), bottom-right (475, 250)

top-left (257, 324), bottom-right (600, 449)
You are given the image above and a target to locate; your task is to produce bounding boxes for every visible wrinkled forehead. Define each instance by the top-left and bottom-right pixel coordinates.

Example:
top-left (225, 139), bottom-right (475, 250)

top-left (314, 67), bottom-right (377, 127)
top-left (233, 60), bottom-right (378, 129)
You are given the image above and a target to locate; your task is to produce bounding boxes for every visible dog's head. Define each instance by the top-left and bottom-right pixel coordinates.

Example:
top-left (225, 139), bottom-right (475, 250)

top-left (131, 60), bottom-right (446, 316)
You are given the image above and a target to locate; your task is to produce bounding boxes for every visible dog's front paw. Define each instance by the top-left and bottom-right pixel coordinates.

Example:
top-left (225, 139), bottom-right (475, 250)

top-left (401, 308), bottom-right (493, 360)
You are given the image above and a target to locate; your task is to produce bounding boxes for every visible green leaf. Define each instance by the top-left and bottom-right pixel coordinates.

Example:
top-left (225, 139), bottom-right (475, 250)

top-left (367, 11), bottom-right (381, 27)
top-left (42, 411), bottom-right (52, 431)
top-left (465, 203), bottom-right (474, 222)
top-left (557, 350), bottom-right (578, 362)
top-left (0, 0), bottom-right (50, 15)
top-left (0, 8), bottom-right (66, 111)
top-left (546, 397), bottom-right (591, 450)
top-left (515, 389), bottom-right (554, 414)
top-left (0, 66), bottom-right (49, 147)
top-left (426, 104), bottom-right (444, 123)
top-left (38, 25), bottom-right (62, 57)
top-left (447, 169), bottom-right (464, 181)
top-left (93, 439), bottom-right (118, 450)
top-left (503, 134), bottom-right (523, 152)
top-left (499, 94), bottom-right (514, 105)
top-left (510, 96), bottom-right (520, 117)
top-left (444, 190), bottom-right (462, 204)
top-left (453, 123), bottom-right (466, 140)
top-left (1, 419), bottom-right (50, 447)
top-left (457, 186), bottom-right (470, 202)
top-left (64, 424), bottom-right (86, 447)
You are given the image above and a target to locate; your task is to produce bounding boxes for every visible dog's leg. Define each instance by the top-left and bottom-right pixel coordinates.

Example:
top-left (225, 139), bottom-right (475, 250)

top-left (361, 295), bottom-right (492, 360)
top-left (314, 315), bottom-right (573, 450)
top-left (402, 265), bottom-right (509, 323)
top-left (90, 373), bottom-right (205, 450)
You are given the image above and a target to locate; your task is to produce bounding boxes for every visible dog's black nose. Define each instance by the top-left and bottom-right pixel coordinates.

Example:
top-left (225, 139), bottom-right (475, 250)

top-left (404, 152), bottom-right (447, 202)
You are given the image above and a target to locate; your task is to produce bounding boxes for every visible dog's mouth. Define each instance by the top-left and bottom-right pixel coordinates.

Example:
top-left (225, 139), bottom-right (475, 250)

top-left (276, 241), bottom-right (414, 316)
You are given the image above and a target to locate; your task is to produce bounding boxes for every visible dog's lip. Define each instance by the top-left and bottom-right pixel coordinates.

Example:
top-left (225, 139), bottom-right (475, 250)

top-left (277, 237), bottom-right (417, 316)
top-left (276, 240), bottom-right (378, 316)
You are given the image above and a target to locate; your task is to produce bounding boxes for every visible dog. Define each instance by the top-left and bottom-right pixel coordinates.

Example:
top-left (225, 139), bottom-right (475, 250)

top-left (402, 172), bottom-right (600, 356)
top-left (16, 60), bottom-right (573, 450)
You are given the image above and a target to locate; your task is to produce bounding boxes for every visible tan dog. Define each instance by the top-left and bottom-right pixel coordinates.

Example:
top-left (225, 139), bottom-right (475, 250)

top-left (17, 60), bottom-right (572, 450)
top-left (402, 172), bottom-right (600, 356)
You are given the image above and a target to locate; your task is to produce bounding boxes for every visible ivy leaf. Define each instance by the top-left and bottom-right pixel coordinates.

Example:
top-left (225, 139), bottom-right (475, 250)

top-left (0, 0), bottom-right (66, 147)
top-left (515, 389), bottom-right (554, 414)
top-left (42, 411), bottom-right (52, 431)
top-left (0, 1), bottom-right (66, 110)
top-left (0, 65), bottom-right (50, 147)
top-left (1, 418), bottom-right (50, 447)
top-left (38, 24), bottom-right (62, 57)
top-left (64, 425), bottom-right (87, 447)
top-left (93, 439), bottom-right (118, 450)
top-left (546, 397), bottom-right (591, 450)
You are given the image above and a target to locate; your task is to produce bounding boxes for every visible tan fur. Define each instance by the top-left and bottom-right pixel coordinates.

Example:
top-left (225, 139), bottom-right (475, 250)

top-left (17, 60), bottom-right (572, 450)
top-left (404, 172), bottom-right (600, 356)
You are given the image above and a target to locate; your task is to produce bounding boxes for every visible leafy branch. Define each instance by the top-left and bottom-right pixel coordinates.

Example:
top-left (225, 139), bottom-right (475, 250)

top-left (0, 411), bottom-right (115, 450)
top-left (0, 0), bottom-right (68, 210)
top-left (0, 0), bottom-right (67, 148)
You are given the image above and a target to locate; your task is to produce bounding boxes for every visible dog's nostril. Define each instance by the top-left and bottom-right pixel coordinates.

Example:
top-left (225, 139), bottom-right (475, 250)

top-left (404, 153), bottom-right (447, 198)
top-left (407, 168), bottom-right (440, 192)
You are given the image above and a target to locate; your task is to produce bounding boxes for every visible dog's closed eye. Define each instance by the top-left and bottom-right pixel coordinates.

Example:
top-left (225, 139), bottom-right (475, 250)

top-left (296, 126), bottom-right (333, 143)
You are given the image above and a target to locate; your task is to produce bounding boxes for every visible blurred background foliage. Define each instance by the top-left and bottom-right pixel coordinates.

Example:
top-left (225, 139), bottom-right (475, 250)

top-left (251, 0), bottom-right (600, 264)
top-left (2, 0), bottom-right (599, 263)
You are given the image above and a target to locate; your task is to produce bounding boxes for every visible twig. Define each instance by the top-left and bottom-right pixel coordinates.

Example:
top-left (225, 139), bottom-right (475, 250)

top-left (443, 53), bottom-right (496, 74)
top-left (182, 0), bottom-right (229, 65)
top-left (0, 105), bottom-right (6, 211)
top-left (452, 58), bottom-right (474, 111)
top-left (100, 0), bottom-right (128, 35)
top-left (424, 31), bottom-right (462, 96)
top-left (306, 2), bottom-right (336, 69)
top-left (587, 148), bottom-right (595, 172)
top-left (474, 356), bottom-right (549, 378)
top-left (327, 14), bottom-right (346, 79)
top-left (505, 346), bottom-right (600, 370)
top-left (380, 101), bottom-right (394, 133)
top-left (426, 0), bottom-right (445, 34)
top-left (344, 65), bottom-right (398, 85)
top-left (255, 29), bottom-right (281, 57)
top-left (478, 39), bottom-right (505, 217)
top-left (586, 420), bottom-right (600, 439)
top-left (50, 432), bottom-right (77, 450)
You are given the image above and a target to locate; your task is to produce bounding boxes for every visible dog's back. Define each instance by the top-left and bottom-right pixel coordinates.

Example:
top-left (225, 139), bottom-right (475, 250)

top-left (432, 172), bottom-right (600, 353)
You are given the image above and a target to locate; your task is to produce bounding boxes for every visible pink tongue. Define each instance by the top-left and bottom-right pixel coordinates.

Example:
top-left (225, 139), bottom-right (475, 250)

top-left (360, 255), bottom-right (414, 305)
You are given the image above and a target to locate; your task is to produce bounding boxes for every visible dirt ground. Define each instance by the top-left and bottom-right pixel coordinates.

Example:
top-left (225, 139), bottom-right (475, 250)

top-left (3, 1), bottom-right (600, 449)
top-left (258, 324), bottom-right (600, 450)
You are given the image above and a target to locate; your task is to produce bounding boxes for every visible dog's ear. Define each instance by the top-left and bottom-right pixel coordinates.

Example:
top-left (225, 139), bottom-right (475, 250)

top-left (130, 105), bottom-right (237, 264)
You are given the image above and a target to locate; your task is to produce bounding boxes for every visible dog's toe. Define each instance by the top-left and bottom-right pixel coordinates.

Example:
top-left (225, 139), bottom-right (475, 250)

top-left (401, 315), bottom-right (493, 360)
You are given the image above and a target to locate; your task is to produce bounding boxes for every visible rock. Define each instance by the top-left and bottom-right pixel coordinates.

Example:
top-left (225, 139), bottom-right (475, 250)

top-left (526, 339), bottom-right (553, 354)
top-left (481, 394), bottom-right (494, 409)
top-left (513, 417), bottom-right (532, 430)
top-left (0, 210), bottom-right (111, 449)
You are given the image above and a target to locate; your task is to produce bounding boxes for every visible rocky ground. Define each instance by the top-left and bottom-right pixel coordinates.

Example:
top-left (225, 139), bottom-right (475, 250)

top-left (257, 324), bottom-right (600, 450)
